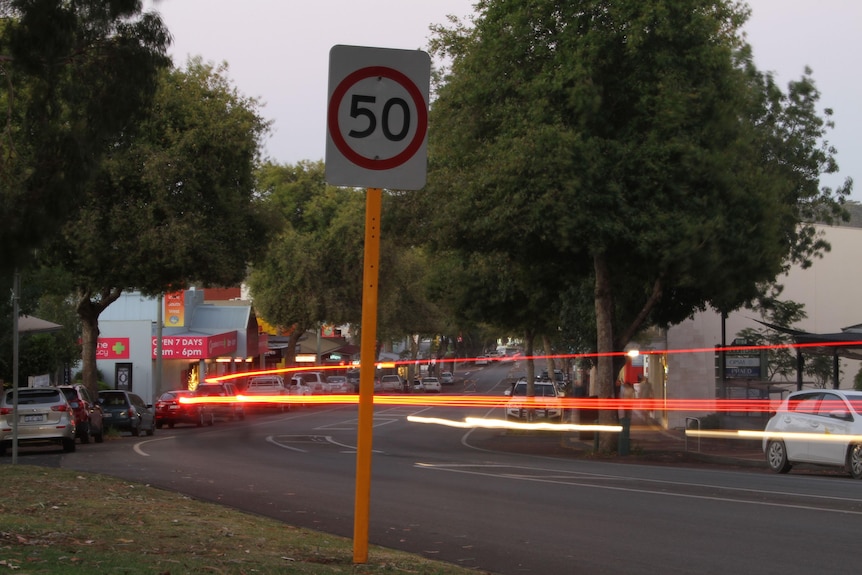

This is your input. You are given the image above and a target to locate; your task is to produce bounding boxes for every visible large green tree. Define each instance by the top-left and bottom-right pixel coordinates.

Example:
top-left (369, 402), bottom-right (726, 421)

top-left (422, 0), bottom-right (849, 449)
top-left (248, 161), bottom-right (367, 363)
top-left (0, 0), bottom-right (170, 275)
top-left (45, 59), bottom-right (270, 399)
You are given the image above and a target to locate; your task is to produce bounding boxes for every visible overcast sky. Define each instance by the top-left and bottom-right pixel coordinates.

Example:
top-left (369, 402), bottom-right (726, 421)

top-left (148, 0), bottom-right (860, 201)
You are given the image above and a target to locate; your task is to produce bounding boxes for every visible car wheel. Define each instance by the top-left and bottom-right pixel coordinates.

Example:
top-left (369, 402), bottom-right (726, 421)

top-left (765, 440), bottom-right (792, 474)
top-left (156, 421), bottom-right (164, 429)
top-left (168, 422), bottom-right (175, 429)
top-left (62, 438), bottom-right (76, 453)
top-left (131, 424), bottom-right (140, 437)
top-left (847, 444), bottom-right (862, 479)
top-left (238, 410), bottom-right (245, 421)
top-left (196, 412), bottom-right (204, 427)
top-left (145, 422), bottom-right (155, 436)
top-left (79, 421), bottom-right (90, 444)
top-left (93, 429), bottom-right (104, 443)
top-left (207, 413), bottom-right (215, 426)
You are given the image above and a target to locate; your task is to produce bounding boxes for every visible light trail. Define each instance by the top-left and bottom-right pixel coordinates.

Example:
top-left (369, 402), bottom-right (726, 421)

top-left (180, 393), bottom-right (793, 414)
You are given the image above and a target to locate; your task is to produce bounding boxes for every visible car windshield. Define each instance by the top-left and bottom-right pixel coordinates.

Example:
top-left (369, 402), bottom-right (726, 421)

top-left (6, 389), bottom-right (62, 404)
top-left (511, 383), bottom-right (556, 397)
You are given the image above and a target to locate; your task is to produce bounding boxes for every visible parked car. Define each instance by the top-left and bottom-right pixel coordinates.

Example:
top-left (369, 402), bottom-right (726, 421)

top-left (421, 377), bottom-right (442, 393)
top-left (98, 390), bottom-right (155, 437)
top-left (763, 389), bottom-right (862, 478)
top-left (325, 375), bottom-right (351, 393)
top-left (440, 371), bottom-right (455, 385)
top-left (287, 377), bottom-right (313, 407)
top-left (195, 381), bottom-right (245, 421)
top-left (244, 375), bottom-right (288, 411)
top-left (58, 384), bottom-right (104, 443)
top-left (294, 372), bottom-right (330, 395)
top-left (504, 379), bottom-right (562, 421)
top-left (346, 369), bottom-right (361, 392)
top-left (155, 390), bottom-right (214, 428)
top-left (379, 374), bottom-right (404, 392)
top-left (0, 386), bottom-right (77, 455)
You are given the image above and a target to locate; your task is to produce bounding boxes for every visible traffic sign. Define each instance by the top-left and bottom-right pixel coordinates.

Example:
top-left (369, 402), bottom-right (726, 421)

top-left (325, 45), bottom-right (430, 190)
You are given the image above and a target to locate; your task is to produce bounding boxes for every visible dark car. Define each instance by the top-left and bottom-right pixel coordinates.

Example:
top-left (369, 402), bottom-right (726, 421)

top-left (58, 384), bottom-right (104, 444)
top-left (155, 390), bottom-right (214, 429)
top-left (195, 382), bottom-right (245, 421)
top-left (98, 390), bottom-right (155, 437)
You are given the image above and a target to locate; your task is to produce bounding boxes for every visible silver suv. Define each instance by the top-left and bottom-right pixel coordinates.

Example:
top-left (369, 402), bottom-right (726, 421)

top-left (0, 387), bottom-right (77, 456)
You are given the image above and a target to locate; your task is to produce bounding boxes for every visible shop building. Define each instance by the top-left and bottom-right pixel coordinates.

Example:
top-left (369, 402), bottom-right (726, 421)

top-left (94, 289), bottom-right (268, 402)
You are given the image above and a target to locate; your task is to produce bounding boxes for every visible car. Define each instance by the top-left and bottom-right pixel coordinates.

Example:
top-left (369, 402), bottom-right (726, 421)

top-left (287, 377), bottom-right (313, 407)
top-left (244, 375), bottom-right (288, 411)
top-left (155, 390), bottom-right (214, 428)
top-left (201, 381), bottom-right (246, 418)
top-left (504, 379), bottom-right (562, 421)
top-left (440, 371), bottom-right (455, 385)
top-left (421, 377), bottom-right (442, 393)
top-left (98, 390), bottom-right (155, 437)
top-left (0, 386), bottom-right (77, 455)
top-left (475, 355), bottom-right (489, 366)
top-left (346, 369), bottom-right (361, 392)
top-left (379, 374), bottom-right (404, 392)
top-left (294, 372), bottom-right (330, 394)
top-left (763, 389), bottom-right (862, 478)
top-left (58, 384), bottom-right (104, 443)
top-left (195, 381), bottom-right (245, 421)
top-left (326, 375), bottom-right (353, 393)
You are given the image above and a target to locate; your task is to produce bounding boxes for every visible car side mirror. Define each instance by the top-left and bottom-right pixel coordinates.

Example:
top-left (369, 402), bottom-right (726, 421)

top-left (830, 410), bottom-right (852, 421)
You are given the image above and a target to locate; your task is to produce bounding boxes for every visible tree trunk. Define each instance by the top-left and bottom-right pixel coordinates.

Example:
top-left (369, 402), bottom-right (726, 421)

top-left (543, 334), bottom-right (555, 383)
top-left (524, 329), bottom-right (535, 397)
top-left (594, 253), bottom-right (618, 452)
top-left (76, 287), bottom-right (123, 401)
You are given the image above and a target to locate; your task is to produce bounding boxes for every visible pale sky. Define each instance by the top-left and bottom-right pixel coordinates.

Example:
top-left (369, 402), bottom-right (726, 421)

top-left (148, 0), bottom-right (860, 201)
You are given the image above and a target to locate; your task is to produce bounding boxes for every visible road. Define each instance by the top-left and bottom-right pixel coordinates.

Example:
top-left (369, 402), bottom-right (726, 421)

top-left (7, 362), bottom-right (862, 574)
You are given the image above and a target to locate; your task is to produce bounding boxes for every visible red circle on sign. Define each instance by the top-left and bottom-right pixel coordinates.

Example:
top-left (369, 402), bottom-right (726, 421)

top-left (328, 65), bottom-right (428, 171)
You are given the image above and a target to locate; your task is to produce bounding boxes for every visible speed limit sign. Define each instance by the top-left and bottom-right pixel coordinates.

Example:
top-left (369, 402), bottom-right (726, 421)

top-left (325, 45), bottom-right (431, 190)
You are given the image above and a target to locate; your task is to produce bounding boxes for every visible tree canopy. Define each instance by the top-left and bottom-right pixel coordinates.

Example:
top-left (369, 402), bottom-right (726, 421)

top-left (417, 0), bottom-right (850, 447)
top-left (41, 58), bottom-right (270, 398)
top-left (0, 0), bottom-right (170, 275)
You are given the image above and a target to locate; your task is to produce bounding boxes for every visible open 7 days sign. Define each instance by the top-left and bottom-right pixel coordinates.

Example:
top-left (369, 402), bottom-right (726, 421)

top-left (325, 45), bottom-right (431, 190)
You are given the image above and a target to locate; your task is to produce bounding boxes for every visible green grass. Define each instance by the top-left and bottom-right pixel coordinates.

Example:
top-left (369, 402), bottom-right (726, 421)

top-left (0, 465), bottom-right (487, 574)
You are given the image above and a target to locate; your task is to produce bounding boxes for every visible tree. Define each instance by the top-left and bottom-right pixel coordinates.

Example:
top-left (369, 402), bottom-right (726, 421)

top-left (423, 0), bottom-right (849, 451)
top-left (44, 59), bottom-right (269, 400)
top-left (735, 284), bottom-right (807, 381)
top-left (248, 161), bottom-right (367, 362)
top-left (0, 0), bottom-right (170, 275)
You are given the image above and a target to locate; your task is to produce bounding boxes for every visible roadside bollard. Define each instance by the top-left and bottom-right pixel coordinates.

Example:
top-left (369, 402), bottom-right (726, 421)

top-left (618, 416), bottom-right (631, 456)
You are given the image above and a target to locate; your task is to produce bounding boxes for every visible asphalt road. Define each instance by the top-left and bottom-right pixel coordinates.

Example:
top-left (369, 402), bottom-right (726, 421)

top-left (7, 363), bottom-right (862, 574)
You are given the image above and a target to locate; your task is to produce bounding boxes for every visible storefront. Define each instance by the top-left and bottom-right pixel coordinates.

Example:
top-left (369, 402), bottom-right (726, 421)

top-left (93, 289), bottom-right (268, 402)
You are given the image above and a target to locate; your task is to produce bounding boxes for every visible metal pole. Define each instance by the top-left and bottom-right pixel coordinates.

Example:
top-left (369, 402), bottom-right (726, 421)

top-left (353, 188), bottom-right (382, 564)
top-left (11, 270), bottom-right (20, 464)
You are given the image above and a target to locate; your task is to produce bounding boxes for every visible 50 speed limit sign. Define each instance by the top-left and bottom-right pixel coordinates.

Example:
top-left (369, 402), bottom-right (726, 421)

top-left (325, 45), bottom-right (431, 190)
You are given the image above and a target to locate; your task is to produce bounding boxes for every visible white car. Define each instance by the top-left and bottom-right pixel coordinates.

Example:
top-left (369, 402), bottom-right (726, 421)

top-left (763, 389), bottom-right (862, 479)
top-left (379, 375), bottom-right (404, 392)
top-left (1, 387), bottom-right (77, 455)
top-left (326, 375), bottom-right (352, 394)
top-left (421, 377), bottom-right (442, 393)
top-left (504, 379), bottom-right (562, 421)
top-left (440, 371), bottom-right (454, 385)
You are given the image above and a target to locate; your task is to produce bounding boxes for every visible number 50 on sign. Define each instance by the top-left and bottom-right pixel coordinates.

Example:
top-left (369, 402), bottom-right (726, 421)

top-left (325, 45), bottom-right (431, 190)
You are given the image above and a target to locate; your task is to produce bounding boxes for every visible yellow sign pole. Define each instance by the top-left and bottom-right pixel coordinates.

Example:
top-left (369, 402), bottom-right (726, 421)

top-left (353, 187), bottom-right (382, 563)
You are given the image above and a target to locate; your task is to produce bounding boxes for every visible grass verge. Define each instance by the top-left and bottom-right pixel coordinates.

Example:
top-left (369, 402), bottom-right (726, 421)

top-left (0, 465), bottom-right (486, 574)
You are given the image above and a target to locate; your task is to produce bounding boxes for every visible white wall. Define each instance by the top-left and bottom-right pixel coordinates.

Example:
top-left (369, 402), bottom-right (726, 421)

top-left (665, 224), bottom-right (862, 428)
